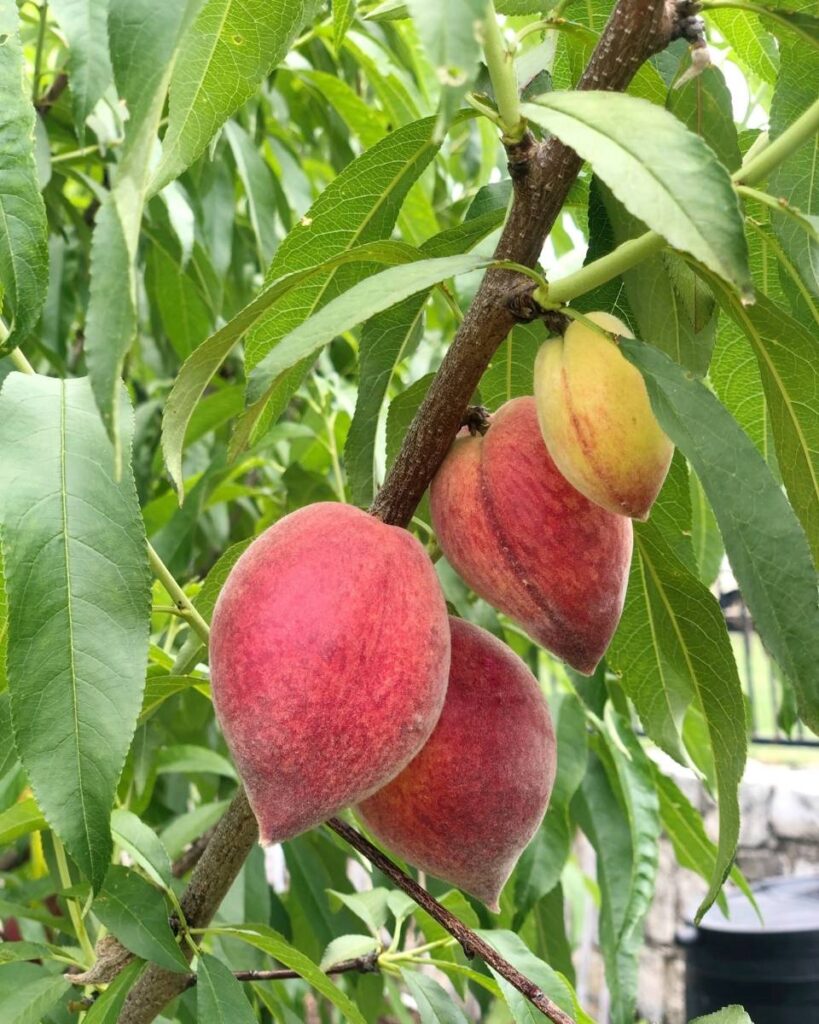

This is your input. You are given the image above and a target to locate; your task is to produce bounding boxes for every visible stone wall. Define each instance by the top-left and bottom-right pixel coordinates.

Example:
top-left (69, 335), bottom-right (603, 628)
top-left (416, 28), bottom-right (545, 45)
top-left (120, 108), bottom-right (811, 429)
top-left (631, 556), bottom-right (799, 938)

top-left (637, 756), bottom-right (819, 1024)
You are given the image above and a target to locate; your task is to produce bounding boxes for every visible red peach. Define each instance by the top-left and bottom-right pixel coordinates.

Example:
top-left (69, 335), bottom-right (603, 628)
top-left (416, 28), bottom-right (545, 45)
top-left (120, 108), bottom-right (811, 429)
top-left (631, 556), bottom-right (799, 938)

top-left (210, 502), bottom-right (451, 844)
top-left (357, 617), bottom-right (556, 911)
top-left (429, 397), bottom-right (632, 674)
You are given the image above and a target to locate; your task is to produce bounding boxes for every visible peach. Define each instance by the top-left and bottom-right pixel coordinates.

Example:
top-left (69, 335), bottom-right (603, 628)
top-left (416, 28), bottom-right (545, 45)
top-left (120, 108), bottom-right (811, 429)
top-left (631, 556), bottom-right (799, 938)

top-left (429, 397), bottom-right (632, 674)
top-left (357, 617), bottom-right (556, 911)
top-left (210, 502), bottom-right (451, 844)
top-left (534, 311), bottom-right (674, 519)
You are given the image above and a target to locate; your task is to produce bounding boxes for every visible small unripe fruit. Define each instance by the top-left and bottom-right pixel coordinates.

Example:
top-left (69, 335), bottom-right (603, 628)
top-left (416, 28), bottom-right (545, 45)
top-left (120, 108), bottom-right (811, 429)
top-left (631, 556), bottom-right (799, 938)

top-left (533, 311), bottom-right (673, 520)
top-left (210, 502), bottom-right (451, 845)
top-left (430, 397), bottom-right (632, 674)
top-left (357, 617), bottom-right (556, 912)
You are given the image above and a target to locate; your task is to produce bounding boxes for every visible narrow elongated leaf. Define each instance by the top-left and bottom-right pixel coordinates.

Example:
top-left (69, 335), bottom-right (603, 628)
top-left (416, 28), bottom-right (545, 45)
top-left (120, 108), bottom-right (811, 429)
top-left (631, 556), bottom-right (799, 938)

top-left (0, 375), bottom-right (150, 888)
top-left (197, 953), bottom-right (256, 1024)
top-left (224, 121), bottom-right (280, 265)
top-left (111, 808), bottom-right (172, 889)
top-left (48, 0), bottom-right (114, 135)
top-left (514, 693), bottom-right (587, 919)
top-left (691, 1007), bottom-right (753, 1024)
top-left (476, 930), bottom-right (578, 1023)
top-left (400, 969), bottom-right (469, 1024)
top-left (0, 799), bottom-right (46, 845)
top-left (406, 0), bottom-right (487, 126)
top-left (162, 239), bottom-right (417, 497)
top-left (769, 38), bottom-right (818, 303)
top-left (85, 0), bottom-right (194, 459)
top-left (712, 287), bottom-right (819, 563)
top-left (572, 754), bottom-right (640, 1024)
top-left (0, 0), bottom-right (48, 351)
top-left (151, 0), bottom-right (318, 191)
top-left (84, 961), bottom-right (146, 1024)
top-left (708, 10), bottom-right (778, 85)
top-left (653, 767), bottom-right (756, 917)
top-left (237, 116), bottom-right (445, 454)
top-left (0, 972), bottom-right (69, 1024)
top-left (247, 253), bottom-right (489, 402)
top-left (210, 925), bottom-right (367, 1024)
top-left (521, 93), bottom-right (752, 296)
top-left (92, 866), bottom-right (189, 972)
top-left (609, 508), bottom-right (748, 906)
top-left (622, 338), bottom-right (819, 734)
top-left (333, 0), bottom-right (357, 49)
top-left (709, 313), bottom-right (772, 462)
top-left (346, 203), bottom-right (506, 504)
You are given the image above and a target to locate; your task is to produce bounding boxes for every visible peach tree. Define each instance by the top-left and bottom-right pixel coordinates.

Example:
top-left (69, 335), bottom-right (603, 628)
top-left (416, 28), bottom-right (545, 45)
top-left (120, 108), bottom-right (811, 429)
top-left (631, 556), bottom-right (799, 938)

top-left (0, 0), bottom-right (816, 1022)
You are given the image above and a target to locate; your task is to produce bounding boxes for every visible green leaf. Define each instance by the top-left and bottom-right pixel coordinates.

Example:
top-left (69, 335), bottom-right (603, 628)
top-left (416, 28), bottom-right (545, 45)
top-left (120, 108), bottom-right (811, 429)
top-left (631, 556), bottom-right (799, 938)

top-left (320, 935), bottom-right (379, 970)
top-left (690, 1007), bottom-right (753, 1024)
top-left (48, 0), bottom-right (114, 136)
top-left (0, 375), bottom-right (150, 889)
top-left (157, 744), bottom-right (237, 779)
top-left (521, 92), bottom-right (752, 297)
top-left (667, 66), bottom-right (742, 174)
top-left (247, 253), bottom-right (489, 403)
top-left (111, 809), bottom-right (173, 890)
top-left (139, 673), bottom-right (208, 722)
top-left (711, 288), bottom-right (819, 563)
top-left (160, 799), bottom-right (231, 860)
top-left (709, 313), bottom-right (772, 461)
top-left (0, 971), bottom-right (70, 1024)
top-left (210, 925), bottom-right (368, 1024)
top-left (653, 767), bottom-right (756, 919)
top-left (0, 0), bottom-right (49, 352)
top-left (84, 961), bottom-right (146, 1024)
top-left (769, 38), bottom-right (818, 308)
top-left (623, 337), bottom-right (819, 735)
top-left (572, 754), bottom-right (640, 1024)
top-left (346, 204), bottom-right (505, 505)
top-left (608, 515), bottom-right (746, 914)
top-left (85, 0), bottom-right (195, 459)
top-left (406, 0), bottom-right (487, 128)
top-left (197, 953), bottom-right (256, 1024)
top-left (224, 121), bottom-right (280, 266)
top-left (327, 889), bottom-right (390, 936)
top-left (151, 0), bottom-right (318, 191)
top-left (0, 942), bottom-right (69, 966)
top-left (333, 0), bottom-right (357, 50)
top-left (162, 239), bottom-right (417, 498)
top-left (690, 471), bottom-right (724, 587)
top-left (476, 929), bottom-right (577, 1023)
top-left (0, 799), bottom-right (46, 845)
top-left (399, 968), bottom-right (469, 1024)
top-left (144, 231), bottom-right (213, 361)
top-left (514, 693), bottom-right (587, 920)
top-left (92, 866), bottom-right (189, 973)
top-left (708, 10), bottom-right (778, 85)
top-left (480, 323), bottom-right (545, 409)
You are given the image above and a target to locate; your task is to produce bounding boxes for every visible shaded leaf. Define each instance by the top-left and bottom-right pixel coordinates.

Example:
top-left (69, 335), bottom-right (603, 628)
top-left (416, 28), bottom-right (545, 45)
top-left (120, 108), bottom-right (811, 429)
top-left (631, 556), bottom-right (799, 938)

top-left (0, 971), bottom-right (69, 1024)
top-left (0, 375), bottom-right (150, 888)
top-left (210, 925), bottom-right (367, 1024)
top-left (400, 968), bottom-right (469, 1024)
top-left (197, 952), bottom-right (256, 1024)
top-left (0, 799), bottom-right (46, 845)
top-left (0, 0), bottom-right (48, 351)
top-left (84, 960), bottom-right (146, 1023)
top-left (320, 935), bottom-right (379, 970)
top-left (111, 808), bottom-right (173, 890)
top-left (49, 0), bottom-right (114, 136)
top-left (92, 866), bottom-right (189, 972)
top-left (623, 338), bottom-right (819, 735)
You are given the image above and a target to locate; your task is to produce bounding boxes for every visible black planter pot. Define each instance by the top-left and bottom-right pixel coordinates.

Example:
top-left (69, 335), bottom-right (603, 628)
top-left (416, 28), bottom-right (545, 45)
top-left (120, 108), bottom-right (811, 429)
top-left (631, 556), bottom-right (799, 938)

top-left (678, 875), bottom-right (819, 1024)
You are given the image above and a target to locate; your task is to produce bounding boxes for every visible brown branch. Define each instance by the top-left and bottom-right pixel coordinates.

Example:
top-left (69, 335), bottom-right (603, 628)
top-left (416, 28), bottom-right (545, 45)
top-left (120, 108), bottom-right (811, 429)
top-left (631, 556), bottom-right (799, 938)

top-left (113, 3), bottom-right (687, 1020)
top-left (327, 818), bottom-right (575, 1024)
top-left (171, 826), bottom-right (216, 878)
top-left (35, 72), bottom-right (68, 115)
top-left (69, 953), bottom-right (378, 1011)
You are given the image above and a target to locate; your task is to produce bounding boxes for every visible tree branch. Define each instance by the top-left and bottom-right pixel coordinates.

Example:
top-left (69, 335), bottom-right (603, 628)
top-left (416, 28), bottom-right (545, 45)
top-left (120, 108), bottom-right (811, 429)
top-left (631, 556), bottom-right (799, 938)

top-left (327, 818), bottom-right (576, 1024)
top-left (116, 2), bottom-right (687, 1020)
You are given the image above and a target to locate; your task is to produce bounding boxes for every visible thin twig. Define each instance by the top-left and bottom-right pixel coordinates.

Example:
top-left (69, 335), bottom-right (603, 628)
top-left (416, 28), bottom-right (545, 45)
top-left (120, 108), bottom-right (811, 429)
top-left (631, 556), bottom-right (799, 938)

top-left (327, 818), bottom-right (575, 1024)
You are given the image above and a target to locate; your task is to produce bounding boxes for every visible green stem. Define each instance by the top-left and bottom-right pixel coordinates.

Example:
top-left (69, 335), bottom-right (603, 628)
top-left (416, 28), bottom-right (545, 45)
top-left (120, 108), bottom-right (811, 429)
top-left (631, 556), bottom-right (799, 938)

top-left (53, 837), bottom-right (96, 965)
top-left (8, 346), bottom-right (35, 374)
top-left (733, 96), bottom-right (819, 187)
top-left (482, 2), bottom-right (525, 142)
top-left (32, 1), bottom-right (49, 102)
top-left (147, 544), bottom-right (211, 644)
top-left (736, 185), bottom-right (819, 239)
top-left (536, 230), bottom-right (665, 306)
